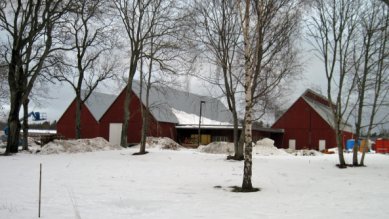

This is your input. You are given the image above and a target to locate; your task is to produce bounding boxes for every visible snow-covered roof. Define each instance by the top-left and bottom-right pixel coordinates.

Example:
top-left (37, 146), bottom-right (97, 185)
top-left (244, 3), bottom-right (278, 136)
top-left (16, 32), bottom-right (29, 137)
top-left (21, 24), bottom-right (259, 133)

top-left (131, 81), bottom-right (233, 125)
top-left (77, 81), bottom-right (233, 125)
top-left (303, 94), bottom-right (353, 133)
top-left (82, 90), bottom-right (117, 121)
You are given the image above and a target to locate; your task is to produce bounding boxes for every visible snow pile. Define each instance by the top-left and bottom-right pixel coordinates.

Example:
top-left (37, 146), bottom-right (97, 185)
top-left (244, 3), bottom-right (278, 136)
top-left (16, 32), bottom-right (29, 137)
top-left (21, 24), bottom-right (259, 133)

top-left (146, 137), bottom-right (182, 150)
top-left (39, 137), bottom-right (122, 154)
top-left (253, 138), bottom-right (289, 156)
top-left (284, 149), bottom-right (323, 156)
top-left (198, 142), bottom-right (234, 155)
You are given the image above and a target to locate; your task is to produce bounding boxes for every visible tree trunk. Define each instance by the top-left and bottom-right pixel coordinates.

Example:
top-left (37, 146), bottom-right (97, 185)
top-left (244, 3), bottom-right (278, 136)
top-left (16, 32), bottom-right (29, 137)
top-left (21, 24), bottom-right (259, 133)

top-left (232, 112), bottom-right (243, 159)
top-left (75, 94), bottom-right (82, 139)
top-left (5, 90), bottom-right (23, 154)
top-left (359, 139), bottom-right (369, 166)
top-left (22, 98), bottom-right (29, 150)
top-left (336, 128), bottom-right (346, 167)
top-left (121, 82), bottom-right (132, 148)
top-left (240, 0), bottom-right (255, 191)
top-left (138, 63), bottom-right (147, 154)
top-left (242, 104), bottom-right (253, 190)
top-left (139, 113), bottom-right (147, 154)
top-left (238, 122), bottom-right (245, 157)
top-left (139, 53), bottom-right (153, 154)
top-left (121, 46), bottom-right (140, 147)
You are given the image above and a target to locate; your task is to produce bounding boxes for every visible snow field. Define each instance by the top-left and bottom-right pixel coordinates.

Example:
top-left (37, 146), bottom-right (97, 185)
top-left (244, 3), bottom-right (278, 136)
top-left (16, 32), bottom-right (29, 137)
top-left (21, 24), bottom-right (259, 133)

top-left (0, 145), bottom-right (389, 219)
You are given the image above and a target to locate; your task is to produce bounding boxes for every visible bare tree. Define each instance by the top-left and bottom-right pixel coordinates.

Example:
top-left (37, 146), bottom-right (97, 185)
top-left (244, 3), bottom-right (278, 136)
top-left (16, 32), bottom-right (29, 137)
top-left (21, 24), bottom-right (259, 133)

top-left (237, 0), bottom-right (303, 191)
top-left (113, 0), bottom-right (181, 147)
top-left (136, 0), bottom-right (190, 154)
top-left (353, 1), bottom-right (389, 166)
top-left (308, 0), bottom-right (361, 168)
top-left (50, 0), bottom-right (118, 139)
top-left (0, 0), bottom-right (71, 154)
top-left (192, 0), bottom-right (245, 160)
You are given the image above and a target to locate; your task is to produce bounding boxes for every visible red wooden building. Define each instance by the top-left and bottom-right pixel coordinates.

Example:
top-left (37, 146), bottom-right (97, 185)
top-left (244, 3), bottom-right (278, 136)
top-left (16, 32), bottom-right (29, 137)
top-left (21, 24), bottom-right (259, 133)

top-left (57, 82), bottom-right (182, 145)
top-left (271, 89), bottom-right (353, 150)
top-left (58, 81), bottom-right (257, 145)
top-left (57, 81), bottom-right (284, 146)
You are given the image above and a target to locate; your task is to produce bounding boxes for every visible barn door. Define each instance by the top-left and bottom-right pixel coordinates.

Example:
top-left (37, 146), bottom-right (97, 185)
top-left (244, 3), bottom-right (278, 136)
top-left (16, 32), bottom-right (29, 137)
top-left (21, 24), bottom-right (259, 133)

top-left (109, 123), bottom-right (122, 145)
top-left (319, 140), bottom-right (326, 151)
top-left (289, 139), bottom-right (296, 150)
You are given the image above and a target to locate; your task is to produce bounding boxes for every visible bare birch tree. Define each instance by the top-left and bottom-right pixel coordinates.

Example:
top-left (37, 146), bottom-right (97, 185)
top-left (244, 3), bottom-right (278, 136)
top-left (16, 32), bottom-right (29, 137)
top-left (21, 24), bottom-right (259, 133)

top-left (237, 0), bottom-right (303, 191)
top-left (0, 0), bottom-right (71, 154)
top-left (50, 0), bottom-right (118, 139)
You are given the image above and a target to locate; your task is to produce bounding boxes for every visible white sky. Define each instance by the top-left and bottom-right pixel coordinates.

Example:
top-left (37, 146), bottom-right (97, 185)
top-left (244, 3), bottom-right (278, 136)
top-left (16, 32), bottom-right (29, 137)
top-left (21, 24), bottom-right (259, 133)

top-left (0, 46), bottom-right (328, 123)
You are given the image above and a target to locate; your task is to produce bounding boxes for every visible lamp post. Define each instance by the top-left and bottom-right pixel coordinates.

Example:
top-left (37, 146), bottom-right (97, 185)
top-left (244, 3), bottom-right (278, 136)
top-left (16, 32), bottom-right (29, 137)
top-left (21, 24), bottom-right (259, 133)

top-left (198, 101), bottom-right (205, 146)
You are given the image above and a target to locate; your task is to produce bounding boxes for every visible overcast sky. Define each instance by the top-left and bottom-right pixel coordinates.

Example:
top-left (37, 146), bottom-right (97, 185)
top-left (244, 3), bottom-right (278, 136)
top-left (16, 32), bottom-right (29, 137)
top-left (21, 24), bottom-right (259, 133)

top-left (0, 41), bottom-right (327, 123)
top-left (18, 44), bottom-right (325, 122)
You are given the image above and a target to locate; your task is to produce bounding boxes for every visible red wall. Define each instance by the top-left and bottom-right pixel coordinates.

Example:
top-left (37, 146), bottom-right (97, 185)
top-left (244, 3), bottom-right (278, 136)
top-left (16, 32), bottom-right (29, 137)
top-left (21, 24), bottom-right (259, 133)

top-left (376, 139), bottom-right (389, 153)
top-left (57, 101), bottom-right (100, 139)
top-left (272, 98), bottom-right (352, 150)
top-left (98, 90), bottom-right (176, 144)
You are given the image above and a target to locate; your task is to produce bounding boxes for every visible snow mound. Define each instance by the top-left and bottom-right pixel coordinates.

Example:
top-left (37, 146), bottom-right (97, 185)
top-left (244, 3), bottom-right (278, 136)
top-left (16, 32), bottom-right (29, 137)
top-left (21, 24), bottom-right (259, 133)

top-left (253, 138), bottom-right (289, 156)
top-left (146, 137), bottom-right (182, 150)
top-left (39, 137), bottom-right (122, 154)
top-left (198, 142), bottom-right (234, 155)
top-left (284, 149), bottom-right (323, 156)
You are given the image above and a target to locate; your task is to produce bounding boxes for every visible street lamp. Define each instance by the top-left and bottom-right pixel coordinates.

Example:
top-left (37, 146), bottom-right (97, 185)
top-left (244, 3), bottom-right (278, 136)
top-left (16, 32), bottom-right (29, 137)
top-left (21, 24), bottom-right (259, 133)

top-left (198, 100), bottom-right (205, 146)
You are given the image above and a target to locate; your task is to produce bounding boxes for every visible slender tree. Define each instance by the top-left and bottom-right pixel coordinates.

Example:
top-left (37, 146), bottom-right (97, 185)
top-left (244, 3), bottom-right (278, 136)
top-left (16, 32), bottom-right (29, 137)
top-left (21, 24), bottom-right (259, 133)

top-left (136, 0), bottom-right (190, 154)
top-left (51, 0), bottom-right (118, 139)
top-left (114, 0), bottom-right (182, 147)
top-left (354, 1), bottom-right (389, 166)
top-left (308, 0), bottom-right (360, 167)
top-left (193, 0), bottom-right (244, 160)
top-left (0, 0), bottom-right (71, 154)
top-left (237, 0), bottom-right (303, 191)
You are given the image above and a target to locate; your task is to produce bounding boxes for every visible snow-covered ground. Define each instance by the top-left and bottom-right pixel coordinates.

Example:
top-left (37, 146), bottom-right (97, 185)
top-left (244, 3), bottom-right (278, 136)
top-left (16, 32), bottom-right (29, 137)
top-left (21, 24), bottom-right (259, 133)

top-left (0, 140), bottom-right (388, 219)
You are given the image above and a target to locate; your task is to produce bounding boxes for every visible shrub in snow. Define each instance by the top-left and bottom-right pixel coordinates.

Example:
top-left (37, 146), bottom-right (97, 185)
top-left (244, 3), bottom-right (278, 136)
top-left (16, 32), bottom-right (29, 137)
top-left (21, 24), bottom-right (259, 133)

top-left (198, 142), bottom-right (234, 155)
top-left (146, 137), bottom-right (182, 150)
top-left (39, 137), bottom-right (122, 154)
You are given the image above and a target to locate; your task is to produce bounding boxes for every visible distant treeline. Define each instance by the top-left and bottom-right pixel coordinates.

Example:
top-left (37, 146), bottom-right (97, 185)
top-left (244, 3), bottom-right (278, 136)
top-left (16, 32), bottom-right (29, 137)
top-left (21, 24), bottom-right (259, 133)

top-left (0, 120), bottom-right (57, 130)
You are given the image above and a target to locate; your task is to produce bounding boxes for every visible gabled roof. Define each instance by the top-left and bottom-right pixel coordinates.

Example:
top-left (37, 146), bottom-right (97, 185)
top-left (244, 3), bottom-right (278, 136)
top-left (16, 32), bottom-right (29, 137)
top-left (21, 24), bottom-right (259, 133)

top-left (74, 81), bottom-right (233, 125)
top-left (131, 81), bottom-right (233, 125)
top-left (272, 89), bottom-right (353, 133)
top-left (302, 90), bottom-right (352, 132)
top-left (82, 90), bottom-right (117, 121)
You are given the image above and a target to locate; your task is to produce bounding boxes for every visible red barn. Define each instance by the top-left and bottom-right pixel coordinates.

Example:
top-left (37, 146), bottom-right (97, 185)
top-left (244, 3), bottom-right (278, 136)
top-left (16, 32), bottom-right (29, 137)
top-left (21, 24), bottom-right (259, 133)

top-left (57, 92), bottom-right (115, 139)
top-left (57, 81), bottom-right (243, 146)
top-left (272, 89), bottom-right (353, 150)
